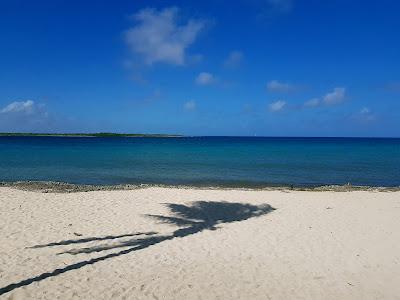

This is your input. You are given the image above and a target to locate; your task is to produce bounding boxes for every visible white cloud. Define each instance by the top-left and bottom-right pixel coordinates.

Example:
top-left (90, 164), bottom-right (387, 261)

top-left (195, 72), bottom-right (215, 85)
top-left (323, 87), bottom-right (346, 105)
top-left (269, 100), bottom-right (286, 112)
top-left (303, 87), bottom-right (347, 108)
top-left (124, 7), bottom-right (205, 66)
top-left (304, 98), bottom-right (320, 107)
top-left (223, 50), bottom-right (243, 68)
top-left (0, 100), bottom-right (35, 114)
top-left (184, 100), bottom-right (196, 111)
top-left (0, 100), bottom-right (97, 132)
top-left (266, 80), bottom-right (292, 93)
top-left (0, 100), bottom-right (54, 131)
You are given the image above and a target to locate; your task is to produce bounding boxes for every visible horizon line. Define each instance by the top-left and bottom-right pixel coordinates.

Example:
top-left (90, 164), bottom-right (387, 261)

top-left (0, 132), bottom-right (399, 139)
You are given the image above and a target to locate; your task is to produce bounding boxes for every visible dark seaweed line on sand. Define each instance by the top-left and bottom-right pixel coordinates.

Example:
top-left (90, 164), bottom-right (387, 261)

top-left (1, 180), bottom-right (399, 193)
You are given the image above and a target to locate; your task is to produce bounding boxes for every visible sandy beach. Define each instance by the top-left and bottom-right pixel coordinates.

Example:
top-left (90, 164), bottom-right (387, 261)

top-left (1, 186), bottom-right (399, 299)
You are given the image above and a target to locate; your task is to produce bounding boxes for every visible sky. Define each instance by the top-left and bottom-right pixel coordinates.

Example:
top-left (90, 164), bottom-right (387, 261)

top-left (0, 0), bottom-right (399, 137)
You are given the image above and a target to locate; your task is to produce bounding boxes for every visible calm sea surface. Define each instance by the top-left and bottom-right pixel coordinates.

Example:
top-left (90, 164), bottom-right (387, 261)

top-left (0, 136), bottom-right (399, 187)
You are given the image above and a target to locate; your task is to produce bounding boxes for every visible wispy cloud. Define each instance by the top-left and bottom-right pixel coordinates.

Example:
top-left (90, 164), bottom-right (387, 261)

top-left (303, 87), bottom-right (347, 108)
top-left (0, 100), bottom-right (109, 133)
top-left (356, 107), bottom-right (376, 122)
top-left (124, 7), bottom-right (206, 66)
top-left (266, 80), bottom-right (294, 93)
top-left (223, 50), bottom-right (243, 68)
top-left (304, 98), bottom-right (320, 107)
top-left (184, 100), bottom-right (196, 111)
top-left (195, 72), bottom-right (215, 86)
top-left (323, 87), bottom-right (346, 105)
top-left (0, 100), bottom-right (36, 114)
top-left (269, 100), bottom-right (286, 112)
top-left (0, 100), bottom-right (51, 131)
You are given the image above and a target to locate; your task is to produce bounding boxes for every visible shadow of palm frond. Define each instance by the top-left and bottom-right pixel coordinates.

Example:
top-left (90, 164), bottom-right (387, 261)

top-left (152, 201), bottom-right (275, 237)
top-left (162, 201), bottom-right (273, 226)
top-left (63, 201), bottom-right (275, 255)
top-left (29, 232), bottom-right (157, 248)
top-left (0, 201), bottom-right (275, 296)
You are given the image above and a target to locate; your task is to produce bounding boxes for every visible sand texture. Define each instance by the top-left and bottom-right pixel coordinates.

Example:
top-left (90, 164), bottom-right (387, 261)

top-left (1, 187), bottom-right (400, 299)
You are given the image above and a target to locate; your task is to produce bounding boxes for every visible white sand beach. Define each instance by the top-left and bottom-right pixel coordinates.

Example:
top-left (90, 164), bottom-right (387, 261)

top-left (1, 187), bottom-right (399, 299)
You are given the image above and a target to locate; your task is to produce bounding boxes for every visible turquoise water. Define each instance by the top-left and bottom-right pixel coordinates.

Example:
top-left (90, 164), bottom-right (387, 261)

top-left (0, 136), bottom-right (399, 187)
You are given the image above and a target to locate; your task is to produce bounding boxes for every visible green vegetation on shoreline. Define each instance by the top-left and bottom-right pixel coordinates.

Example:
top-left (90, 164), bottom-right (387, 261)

top-left (0, 132), bottom-right (183, 138)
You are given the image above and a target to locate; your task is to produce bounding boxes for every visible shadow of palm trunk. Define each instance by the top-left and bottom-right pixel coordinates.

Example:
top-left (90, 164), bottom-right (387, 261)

top-left (0, 201), bottom-right (275, 296)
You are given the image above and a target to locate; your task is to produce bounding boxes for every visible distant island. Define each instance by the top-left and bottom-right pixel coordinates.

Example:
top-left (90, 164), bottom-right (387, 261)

top-left (0, 132), bottom-right (183, 138)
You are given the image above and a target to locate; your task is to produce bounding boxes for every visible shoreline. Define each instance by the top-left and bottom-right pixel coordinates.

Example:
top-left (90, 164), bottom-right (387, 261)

top-left (1, 180), bottom-right (399, 193)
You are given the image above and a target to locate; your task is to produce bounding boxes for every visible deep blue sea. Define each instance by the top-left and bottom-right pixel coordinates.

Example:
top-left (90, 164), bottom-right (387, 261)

top-left (0, 136), bottom-right (399, 187)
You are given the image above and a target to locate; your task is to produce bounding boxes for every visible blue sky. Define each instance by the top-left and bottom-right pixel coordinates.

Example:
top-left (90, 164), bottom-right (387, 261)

top-left (0, 0), bottom-right (399, 137)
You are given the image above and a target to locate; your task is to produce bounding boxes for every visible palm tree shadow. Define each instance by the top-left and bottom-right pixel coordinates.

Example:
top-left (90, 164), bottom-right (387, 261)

top-left (0, 201), bottom-right (275, 296)
top-left (155, 201), bottom-right (275, 237)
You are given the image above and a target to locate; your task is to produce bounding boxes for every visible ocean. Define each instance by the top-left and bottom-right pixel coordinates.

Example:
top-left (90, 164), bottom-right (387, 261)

top-left (0, 136), bottom-right (399, 187)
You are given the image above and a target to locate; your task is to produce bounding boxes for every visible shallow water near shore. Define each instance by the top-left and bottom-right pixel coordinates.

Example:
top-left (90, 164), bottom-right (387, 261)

top-left (0, 136), bottom-right (399, 187)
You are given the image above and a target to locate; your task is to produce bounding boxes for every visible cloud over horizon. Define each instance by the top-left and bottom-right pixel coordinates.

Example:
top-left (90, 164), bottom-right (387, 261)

top-left (0, 100), bottom-right (36, 115)
top-left (124, 7), bottom-right (206, 66)
top-left (356, 107), bottom-right (376, 122)
top-left (0, 100), bottom-right (51, 131)
top-left (0, 100), bottom-right (112, 133)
